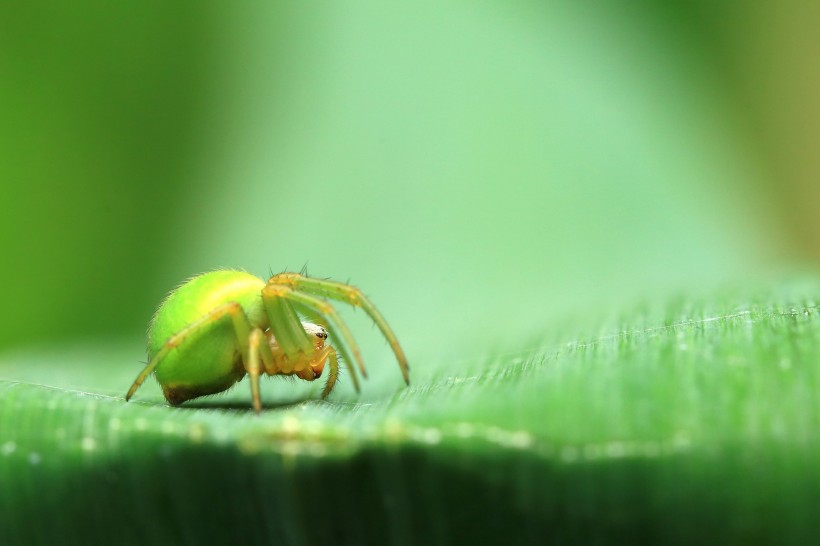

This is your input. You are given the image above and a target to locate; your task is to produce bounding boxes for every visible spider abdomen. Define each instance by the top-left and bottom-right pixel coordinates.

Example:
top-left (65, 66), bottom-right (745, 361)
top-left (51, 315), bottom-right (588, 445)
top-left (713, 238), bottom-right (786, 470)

top-left (148, 270), bottom-right (266, 403)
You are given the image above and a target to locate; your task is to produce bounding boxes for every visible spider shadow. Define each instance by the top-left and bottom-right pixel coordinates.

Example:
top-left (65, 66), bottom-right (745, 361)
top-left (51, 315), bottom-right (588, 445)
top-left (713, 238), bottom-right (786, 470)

top-left (176, 397), bottom-right (326, 413)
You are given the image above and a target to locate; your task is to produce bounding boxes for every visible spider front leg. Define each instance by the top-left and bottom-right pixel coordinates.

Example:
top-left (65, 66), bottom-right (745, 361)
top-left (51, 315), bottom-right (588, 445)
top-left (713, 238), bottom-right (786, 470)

top-left (260, 284), bottom-right (315, 371)
top-left (269, 273), bottom-right (410, 384)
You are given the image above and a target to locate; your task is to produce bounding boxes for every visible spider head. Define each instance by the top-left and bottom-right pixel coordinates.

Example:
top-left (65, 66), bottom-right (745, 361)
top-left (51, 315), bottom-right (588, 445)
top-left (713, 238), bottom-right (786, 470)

top-left (302, 322), bottom-right (329, 347)
top-left (296, 322), bottom-right (329, 381)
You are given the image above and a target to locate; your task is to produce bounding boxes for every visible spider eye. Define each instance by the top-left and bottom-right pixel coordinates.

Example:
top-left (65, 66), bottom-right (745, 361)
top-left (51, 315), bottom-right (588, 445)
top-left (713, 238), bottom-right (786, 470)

top-left (315, 328), bottom-right (328, 339)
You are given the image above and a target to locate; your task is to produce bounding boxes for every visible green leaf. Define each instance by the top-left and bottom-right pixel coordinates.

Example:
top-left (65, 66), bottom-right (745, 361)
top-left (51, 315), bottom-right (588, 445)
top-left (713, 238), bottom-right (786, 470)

top-left (1, 278), bottom-right (819, 545)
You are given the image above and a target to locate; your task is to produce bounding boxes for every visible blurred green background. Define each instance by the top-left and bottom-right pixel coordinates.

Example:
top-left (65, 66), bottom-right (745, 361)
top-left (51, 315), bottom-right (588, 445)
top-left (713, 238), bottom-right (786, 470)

top-left (1, 1), bottom-right (817, 365)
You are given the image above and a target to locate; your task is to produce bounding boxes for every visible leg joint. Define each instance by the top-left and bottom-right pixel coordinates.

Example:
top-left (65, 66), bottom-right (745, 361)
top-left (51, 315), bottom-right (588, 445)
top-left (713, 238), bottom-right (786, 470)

top-left (262, 285), bottom-right (291, 297)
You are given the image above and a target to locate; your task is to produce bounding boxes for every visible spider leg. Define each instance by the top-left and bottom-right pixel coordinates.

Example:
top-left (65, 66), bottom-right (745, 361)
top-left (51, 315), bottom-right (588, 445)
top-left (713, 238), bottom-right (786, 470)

top-left (126, 302), bottom-right (255, 402)
top-left (266, 284), bottom-right (367, 380)
top-left (321, 346), bottom-right (341, 398)
top-left (269, 273), bottom-right (409, 384)
top-left (290, 301), bottom-right (327, 332)
top-left (260, 284), bottom-right (316, 370)
top-left (246, 328), bottom-right (265, 413)
top-left (324, 329), bottom-right (360, 393)
top-left (325, 337), bottom-right (361, 394)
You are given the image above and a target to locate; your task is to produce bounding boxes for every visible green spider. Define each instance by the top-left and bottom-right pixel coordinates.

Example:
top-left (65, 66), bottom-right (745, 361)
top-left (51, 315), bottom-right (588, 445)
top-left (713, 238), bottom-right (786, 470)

top-left (125, 270), bottom-right (409, 412)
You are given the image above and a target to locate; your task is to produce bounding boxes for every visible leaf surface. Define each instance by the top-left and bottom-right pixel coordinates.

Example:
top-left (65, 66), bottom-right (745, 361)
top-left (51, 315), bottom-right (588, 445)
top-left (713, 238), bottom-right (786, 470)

top-left (1, 279), bottom-right (819, 544)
